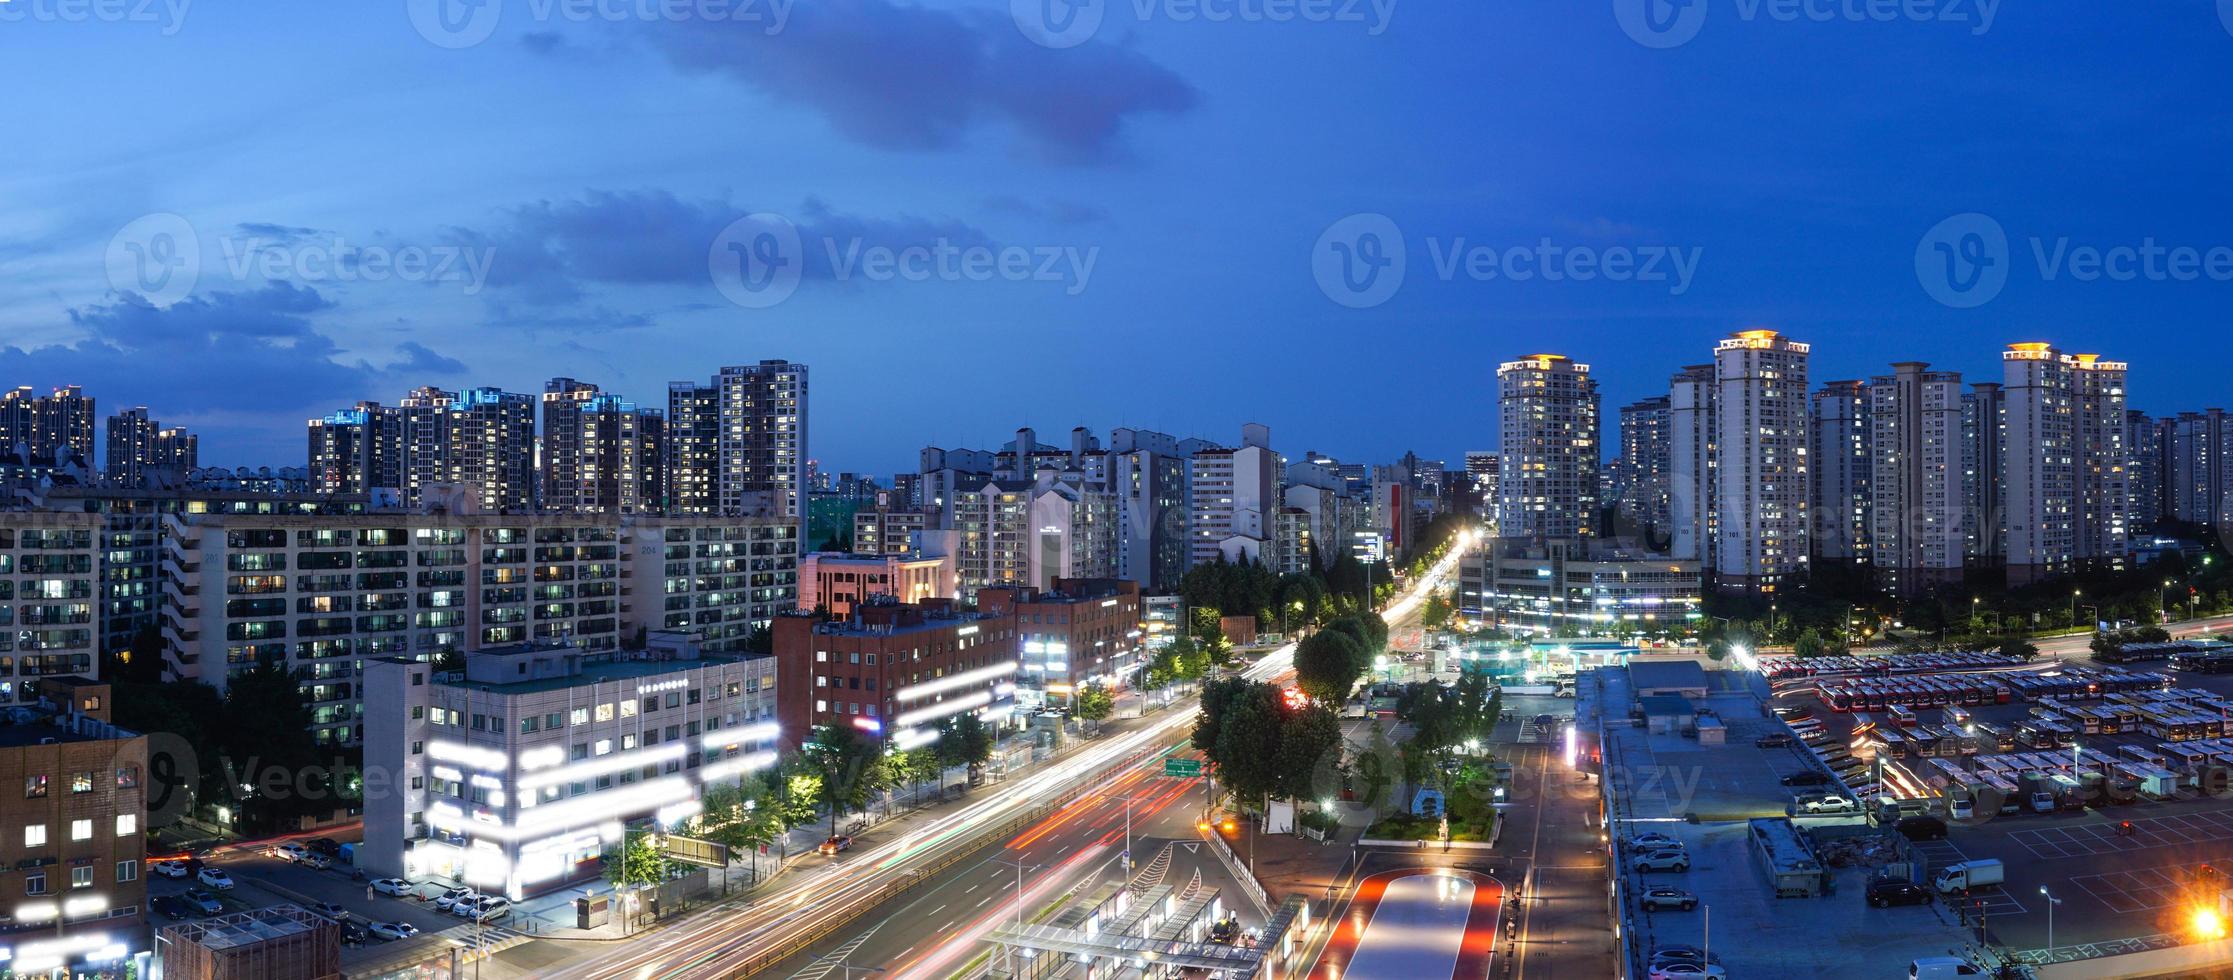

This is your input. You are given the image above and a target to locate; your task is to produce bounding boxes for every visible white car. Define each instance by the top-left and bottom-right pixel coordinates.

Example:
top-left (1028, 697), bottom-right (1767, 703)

top-left (370, 877), bottom-right (415, 897)
top-left (369, 921), bottom-right (420, 941)
top-left (197, 867), bottom-right (234, 890)
top-left (1799, 795), bottom-right (1859, 814)
top-left (152, 860), bottom-right (191, 879)
top-left (273, 842), bottom-right (310, 863)
top-left (468, 897), bottom-right (513, 922)
top-left (434, 888), bottom-right (479, 912)
top-left (1633, 849), bottom-right (1691, 873)
top-left (1650, 964), bottom-right (1727, 980)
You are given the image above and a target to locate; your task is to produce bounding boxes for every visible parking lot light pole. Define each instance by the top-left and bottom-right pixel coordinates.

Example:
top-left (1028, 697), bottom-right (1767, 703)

top-left (2040, 886), bottom-right (2061, 952)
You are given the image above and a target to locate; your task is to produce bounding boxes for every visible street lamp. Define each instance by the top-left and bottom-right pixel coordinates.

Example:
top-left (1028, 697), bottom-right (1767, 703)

top-left (2071, 590), bottom-right (2081, 629)
top-left (2041, 885), bottom-right (2062, 952)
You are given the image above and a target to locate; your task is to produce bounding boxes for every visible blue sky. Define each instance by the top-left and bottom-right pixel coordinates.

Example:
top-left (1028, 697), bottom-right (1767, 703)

top-left (5, 1), bottom-right (2232, 473)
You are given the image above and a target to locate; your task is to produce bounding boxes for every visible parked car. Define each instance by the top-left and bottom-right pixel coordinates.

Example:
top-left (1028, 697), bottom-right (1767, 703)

top-left (1755, 733), bottom-right (1793, 747)
top-left (183, 890), bottom-right (224, 915)
top-left (1798, 795), bottom-right (1859, 814)
top-left (152, 860), bottom-right (191, 878)
top-left (1649, 964), bottom-right (1728, 980)
top-left (340, 919), bottom-right (370, 945)
top-left (1626, 832), bottom-right (1683, 850)
top-left (1868, 879), bottom-right (1934, 908)
top-left (273, 842), bottom-right (310, 863)
top-left (1775, 705), bottom-right (1813, 720)
top-left (1650, 946), bottom-right (1722, 968)
top-left (818, 835), bottom-right (853, 856)
top-left (1633, 849), bottom-right (1691, 873)
top-left (306, 837), bottom-right (344, 858)
top-left (435, 887), bottom-right (479, 912)
top-left (1897, 815), bottom-right (1950, 841)
top-left (1640, 887), bottom-right (1699, 911)
top-left (299, 852), bottom-right (333, 871)
top-left (369, 921), bottom-right (420, 941)
top-left (371, 877), bottom-right (415, 896)
top-left (150, 895), bottom-right (194, 920)
top-left (307, 901), bottom-right (348, 920)
top-left (1781, 770), bottom-right (1832, 787)
top-left (197, 867), bottom-right (234, 890)
top-left (470, 897), bottom-right (513, 922)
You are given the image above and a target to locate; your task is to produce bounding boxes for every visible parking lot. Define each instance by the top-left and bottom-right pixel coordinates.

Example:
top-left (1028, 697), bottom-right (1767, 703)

top-left (1768, 654), bottom-right (2233, 961)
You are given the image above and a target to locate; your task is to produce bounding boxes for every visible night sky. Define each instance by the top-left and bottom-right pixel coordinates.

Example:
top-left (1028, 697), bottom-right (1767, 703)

top-left (5, 1), bottom-right (2231, 473)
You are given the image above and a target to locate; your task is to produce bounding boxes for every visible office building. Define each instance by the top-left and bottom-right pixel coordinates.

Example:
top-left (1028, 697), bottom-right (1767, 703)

top-left (1495, 354), bottom-right (1600, 541)
top-left (360, 636), bottom-right (779, 900)
top-left (1810, 381), bottom-right (1869, 565)
top-left (978, 578), bottom-right (1143, 708)
top-left (1867, 363), bottom-right (1966, 593)
top-left (798, 552), bottom-right (956, 616)
top-left (1712, 330), bottom-right (1810, 594)
top-left (771, 601), bottom-right (1017, 750)
top-left (104, 408), bottom-right (196, 488)
top-left (0, 678), bottom-right (147, 975)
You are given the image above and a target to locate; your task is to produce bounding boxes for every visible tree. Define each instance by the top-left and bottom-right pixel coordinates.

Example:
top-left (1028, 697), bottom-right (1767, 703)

top-left (1999, 636), bottom-right (2040, 662)
top-left (1145, 638), bottom-right (1210, 690)
top-left (1294, 630), bottom-right (1364, 704)
top-left (603, 831), bottom-right (671, 889)
top-left (935, 713), bottom-right (996, 775)
top-left (216, 664), bottom-right (334, 832)
top-left (1793, 628), bottom-right (1827, 658)
top-left (1074, 682), bottom-right (1115, 723)
top-left (801, 724), bottom-right (885, 843)
top-left (1193, 677), bottom-right (1342, 813)
top-left (1422, 592), bottom-right (1453, 631)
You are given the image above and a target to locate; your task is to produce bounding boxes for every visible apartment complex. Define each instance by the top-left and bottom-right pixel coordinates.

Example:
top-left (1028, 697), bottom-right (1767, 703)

top-left (541, 381), bottom-right (666, 515)
top-left (2002, 344), bottom-right (2130, 584)
top-left (1668, 364), bottom-right (1718, 567)
top-left (850, 496), bottom-right (927, 556)
top-left (1186, 424), bottom-right (1279, 568)
top-left (159, 509), bottom-right (798, 745)
top-left (361, 636), bottom-right (779, 901)
top-left (1710, 330), bottom-right (1811, 594)
top-left (1961, 382), bottom-right (2006, 563)
top-left (770, 601), bottom-right (1018, 751)
top-left (103, 408), bottom-right (196, 489)
top-left (1495, 354), bottom-right (1600, 541)
top-left (1617, 396), bottom-right (1671, 535)
top-left (2167, 409), bottom-right (2231, 527)
top-left (0, 387), bottom-right (96, 463)
top-left (0, 513), bottom-right (103, 703)
top-left (1867, 363), bottom-right (1966, 592)
top-left (1810, 380), bottom-right (1869, 564)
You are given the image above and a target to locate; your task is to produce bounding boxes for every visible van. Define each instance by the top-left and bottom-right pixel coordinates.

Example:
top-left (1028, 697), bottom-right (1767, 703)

top-left (1909, 956), bottom-right (1984, 979)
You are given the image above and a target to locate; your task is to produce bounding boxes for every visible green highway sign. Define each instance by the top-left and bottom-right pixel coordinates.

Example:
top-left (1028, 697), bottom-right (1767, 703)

top-left (1164, 758), bottom-right (1203, 778)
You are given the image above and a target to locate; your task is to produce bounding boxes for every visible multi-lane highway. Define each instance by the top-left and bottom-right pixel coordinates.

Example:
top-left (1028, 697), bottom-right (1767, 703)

top-left (539, 540), bottom-right (1472, 979)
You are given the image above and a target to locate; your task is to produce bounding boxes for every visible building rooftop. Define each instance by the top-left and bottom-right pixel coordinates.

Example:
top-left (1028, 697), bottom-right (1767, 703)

top-left (159, 905), bottom-right (331, 951)
top-left (397, 650), bottom-right (753, 697)
top-left (1627, 660), bottom-right (1709, 693)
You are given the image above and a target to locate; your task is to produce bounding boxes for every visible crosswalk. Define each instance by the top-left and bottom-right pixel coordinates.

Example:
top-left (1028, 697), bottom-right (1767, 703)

top-left (439, 923), bottom-right (532, 958)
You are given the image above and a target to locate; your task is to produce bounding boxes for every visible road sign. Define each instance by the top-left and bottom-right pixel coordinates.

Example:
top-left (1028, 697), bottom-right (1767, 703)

top-left (1164, 758), bottom-right (1202, 778)
top-left (661, 835), bottom-right (730, 869)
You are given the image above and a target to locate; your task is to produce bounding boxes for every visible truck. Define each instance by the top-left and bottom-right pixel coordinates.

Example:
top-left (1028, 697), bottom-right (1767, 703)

top-left (2140, 769), bottom-right (2180, 801)
top-left (1932, 858), bottom-right (2005, 894)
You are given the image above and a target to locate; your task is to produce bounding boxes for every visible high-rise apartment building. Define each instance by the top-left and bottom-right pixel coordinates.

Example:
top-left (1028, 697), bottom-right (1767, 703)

top-left (664, 381), bottom-right (720, 516)
top-left (1617, 396), bottom-right (1672, 538)
top-left (1961, 383), bottom-right (2006, 564)
top-left (438, 388), bottom-right (536, 513)
top-left (2069, 354), bottom-right (2131, 569)
top-left (2169, 409), bottom-right (2231, 528)
top-left (397, 386), bottom-right (456, 505)
top-left (1464, 451), bottom-right (1499, 520)
top-left (306, 403), bottom-right (403, 496)
top-left (1712, 330), bottom-right (1810, 594)
top-left (1867, 363), bottom-right (1966, 592)
top-left (1495, 354), bottom-right (1600, 541)
top-left (717, 361), bottom-right (808, 520)
top-left (1810, 381), bottom-right (1869, 565)
top-left (1187, 424), bottom-right (1278, 568)
top-left (540, 380), bottom-right (666, 514)
top-left (1668, 364), bottom-right (1718, 566)
top-left (0, 386), bottom-right (96, 462)
top-left (2126, 409), bottom-right (2166, 530)
top-left (538, 377), bottom-right (602, 510)
top-left (2001, 344), bottom-right (2129, 584)
top-left (104, 408), bottom-right (196, 488)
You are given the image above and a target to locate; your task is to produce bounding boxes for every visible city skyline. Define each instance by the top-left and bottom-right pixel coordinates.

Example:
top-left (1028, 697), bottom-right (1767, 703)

top-left (8, 5), bottom-right (2233, 471)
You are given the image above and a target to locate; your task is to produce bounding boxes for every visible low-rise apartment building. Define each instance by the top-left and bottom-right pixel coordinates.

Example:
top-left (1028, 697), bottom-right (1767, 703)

top-left (360, 635), bottom-right (779, 901)
top-left (0, 513), bottom-right (102, 704)
top-left (976, 578), bottom-right (1142, 709)
top-left (0, 677), bottom-right (148, 975)
top-left (771, 600), bottom-right (1018, 752)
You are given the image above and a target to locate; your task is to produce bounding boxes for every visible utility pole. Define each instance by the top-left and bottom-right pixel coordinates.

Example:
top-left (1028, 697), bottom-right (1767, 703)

top-left (993, 855), bottom-right (1042, 975)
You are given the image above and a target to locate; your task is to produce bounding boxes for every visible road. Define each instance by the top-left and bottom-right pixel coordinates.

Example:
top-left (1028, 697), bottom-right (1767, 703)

top-left (539, 543), bottom-right (1471, 979)
top-left (2034, 612), bottom-right (2233, 658)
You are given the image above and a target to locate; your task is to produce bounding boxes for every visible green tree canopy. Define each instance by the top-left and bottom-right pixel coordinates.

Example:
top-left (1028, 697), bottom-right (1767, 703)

top-left (1074, 682), bottom-right (1115, 722)
top-left (1294, 630), bottom-right (1364, 704)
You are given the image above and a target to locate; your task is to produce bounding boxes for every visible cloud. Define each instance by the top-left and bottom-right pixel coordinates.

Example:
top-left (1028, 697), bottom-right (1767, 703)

top-left (233, 222), bottom-right (323, 246)
top-left (983, 195), bottom-right (1110, 226)
top-left (447, 188), bottom-right (994, 305)
top-left (641, 0), bottom-right (1196, 163)
top-left (0, 284), bottom-right (466, 418)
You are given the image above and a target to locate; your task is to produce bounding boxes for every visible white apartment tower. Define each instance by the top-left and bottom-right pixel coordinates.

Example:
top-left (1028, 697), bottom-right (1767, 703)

top-left (2001, 343), bottom-right (2129, 585)
top-left (1712, 330), bottom-right (1810, 594)
top-left (1668, 364), bottom-right (1717, 565)
top-left (1494, 354), bottom-right (1600, 541)
top-left (1867, 363), bottom-right (1966, 592)
top-left (1187, 424), bottom-right (1277, 568)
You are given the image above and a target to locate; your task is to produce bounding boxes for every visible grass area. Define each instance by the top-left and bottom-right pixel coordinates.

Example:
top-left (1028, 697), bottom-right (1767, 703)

top-left (1360, 768), bottom-right (1499, 842)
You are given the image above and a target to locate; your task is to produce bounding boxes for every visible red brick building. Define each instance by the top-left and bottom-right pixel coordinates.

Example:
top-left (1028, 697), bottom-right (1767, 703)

top-left (977, 578), bottom-right (1143, 708)
top-left (772, 599), bottom-right (1019, 749)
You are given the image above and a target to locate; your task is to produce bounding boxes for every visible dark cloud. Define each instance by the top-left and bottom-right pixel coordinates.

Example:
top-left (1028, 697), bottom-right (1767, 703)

top-left (642, 0), bottom-right (1195, 163)
top-left (448, 189), bottom-right (994, 305)
top-left (0, 284), bottom-right (465, 418)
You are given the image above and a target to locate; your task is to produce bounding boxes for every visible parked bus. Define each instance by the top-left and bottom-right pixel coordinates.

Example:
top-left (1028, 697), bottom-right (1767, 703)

top-left (1946, 705), bottom-right (1972, 730)
top-left (1974, 722), bottom-right (2015, 752)
top-left (1889, 705), bottom-right (1918, 729)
